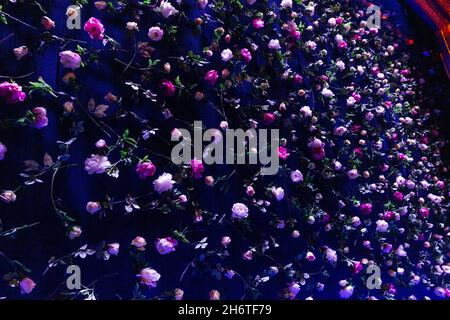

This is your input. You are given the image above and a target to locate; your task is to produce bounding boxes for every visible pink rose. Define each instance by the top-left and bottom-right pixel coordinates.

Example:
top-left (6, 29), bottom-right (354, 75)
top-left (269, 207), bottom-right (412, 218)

top-left (263, 112), bottom-right (276, 125)
top-left (59, 51), bottom-right (81, 69)
top-left (95, 139), bottom-right (106, 148)
top-left (306, 251), bottom-right (316, 261)
top-left (231, 203), bottom-right (249, 219)
top-left (160, 79), bottom-right (176, 96)
top-left (209, 289), bottom-right (220, 300)
top-left (291, 170), bottom-right (303, 183)
top-left (240, 48), bottom-right (252, 63)
top-left (155, 237), bottom-right (178, 255)
top-left (84, 17), bottom-right (105, 40)
top-left (86, 201), bottom-right (101, 214)
top-left (153, 173), bottom-right (175, 194)
top-left (308, 138), bottom-right (325, 160)
top-left (419, 207), bottom-right (429, 218)
top-left (32, 107), bottom-right (49, 129)
top-left (131, 236), bottom-right (147, 250)
top-left (268, 39), bottom-right (281, 50)
top-left (0, 81), bottom-right (26, 104)
top-left (139, 267), bottom-right (161, 287)
top-left (191, 158), bottom-right (204, 179)
top-left (160, 1), bottom-right (179, 19)
top-left (359, 203), bottom-right (372, 215)
top-left (84, 154), bottom-right (111, 174)
top-left (278, 146), bottom-right (290, 160)
top-left (347, 169), bottom-right (359, 179)
top-left (19, 278), bottom-right (36, 294)
top-left (393, 191), bottom-right (404, 201)
top-left (136, 161), bottom-right (156, 179)
top-left (252, 18), bottom-right (264, 29)
top-left (13, 46), bottom-right (28, 61)
top-left (221, 49), bottom-right (233, 62)
top-left (204, 70), bottom-right (219, 85)
top-left (148, 26), bottom-right (164, 41)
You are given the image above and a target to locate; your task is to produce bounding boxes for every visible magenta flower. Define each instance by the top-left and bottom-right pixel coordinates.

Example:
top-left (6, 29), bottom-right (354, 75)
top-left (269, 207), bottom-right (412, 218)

top-left (191, 158), bottom-right (204, 179)
top-left (252, 18), bottom-right (264, 29)
top-left (338, 40), bottom-right (348, 49)
top-left (393, 191), bottom-right (404, 201)
top-left (204, 70), bottom-right (219, 85)
top-left (240, 48), bottom-right (252, 63)
top-left (359, 203), bottom-right (372, 215)
top-left (84, 17), bottom-right (105, 40)
top-left (136, 161), bottom-right (156, 179)
top-left (308, 138), bottom-right (325, 161)
top-left (419, 207), bottom-right (430, 218)
top-left (278, 146), bottom-right (290, 160)
top-left (0, 81), bottom-right (26, 104)
top-left (160, 79), bottom-right (176, 96)
top-left (263, 112), bottom-right (276, 125)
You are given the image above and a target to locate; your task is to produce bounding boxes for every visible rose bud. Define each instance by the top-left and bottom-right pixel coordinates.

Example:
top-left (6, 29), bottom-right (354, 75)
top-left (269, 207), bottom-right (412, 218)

top-left (246, 186), bottom-right (255, 196)
top-left (209, 289), bottom-right (220, 300)
top-left (174, 288), bottom-right (184, 300)
top-left (126, 22), bottom-right (139, 31)
top-left (131, 236), bottom-right (147, 250)
top-left (205, 176), bottom-right (214, 187)
top-left (13, 46), bottom-right (28, 61)
top-left (164, 62), bottom-right (171, 73)
top-left (195, 91), bottom-right (204, 101)
top-left (41, 16), bottom-right (55, 30)
top-left (62, 72), bottom-right (76, 84)
top-left (94, 1), bottom-right (107, 10)
top-left (86, 201), bottom-right (101, 214)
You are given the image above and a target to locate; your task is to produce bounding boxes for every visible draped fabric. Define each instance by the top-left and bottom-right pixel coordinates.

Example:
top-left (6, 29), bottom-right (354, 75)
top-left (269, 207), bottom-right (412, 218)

top-left (0, 0), bottom-right (448, 300)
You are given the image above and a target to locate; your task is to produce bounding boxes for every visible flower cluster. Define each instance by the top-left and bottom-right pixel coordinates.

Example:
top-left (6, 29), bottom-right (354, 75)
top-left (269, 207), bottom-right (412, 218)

top-left (0, 0), bottom-right (448, 300)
